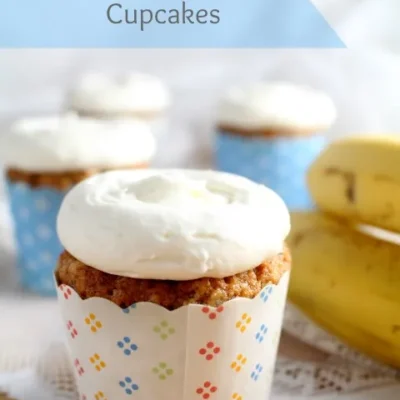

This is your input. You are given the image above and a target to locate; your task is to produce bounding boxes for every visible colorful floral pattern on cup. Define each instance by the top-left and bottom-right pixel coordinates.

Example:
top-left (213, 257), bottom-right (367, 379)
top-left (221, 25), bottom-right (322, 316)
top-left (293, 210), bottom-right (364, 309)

top-left (6, 180), bottom-right (68, 296)
top-left (201, 306), bottom-right (224, 320)
top-left (119, 377), bottom-right (139, 395)
top-left (85, 313), bottom-right (103, 333)
top-left (153, 320), bottom-right (175, 340)
top-left (236, 313), bottom-right (252, 333)
top-left (152, 362), bottom-right (174, 380)
top-left (122, 304), bottom-right (137, 314)
top-left (251, 364), bottom-right (264, 381)
top-left (230, 354), bottom-right (247, 372)
top-left (260, 286), bottom-right (273, 303)
top-left (256, 324), bottom-right (268, 343)
top-left (117, 336), bottom-right (139, 356)
top-left (196, 381), bottom-right (218, 399)
top-left (56, 273), bottom-right (290, 399)
top-left (199, 342), bottom-right (221, 361)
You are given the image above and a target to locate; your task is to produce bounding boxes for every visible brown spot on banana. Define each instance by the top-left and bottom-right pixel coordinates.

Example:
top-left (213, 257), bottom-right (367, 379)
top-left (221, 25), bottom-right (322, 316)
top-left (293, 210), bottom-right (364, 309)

top-left (325, 167), bottom-right (355, 204)
top-left (374, 175), bottom-right (400, 184)
top-left (291, 232), bottom-right (306, 247)
top-left (289, 227), bottom-right (330, 247)
top-left (392, 325), bottom-right (400, 335)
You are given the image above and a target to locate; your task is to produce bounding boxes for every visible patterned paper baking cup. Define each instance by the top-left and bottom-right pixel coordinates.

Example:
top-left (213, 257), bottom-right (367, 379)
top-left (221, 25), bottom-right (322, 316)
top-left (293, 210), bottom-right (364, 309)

top-left (57, 272), bottom-right (290, 400)
top-left (5, 179), bottom-right (67, 296)
top-left (216, 132), bottom-right (326, 210)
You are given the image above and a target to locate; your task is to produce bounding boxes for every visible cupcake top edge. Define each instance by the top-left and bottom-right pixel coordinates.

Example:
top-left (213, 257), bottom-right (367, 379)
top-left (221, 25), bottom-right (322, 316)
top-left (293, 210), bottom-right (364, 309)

top-left (0, 113), bottom-right (155, 172)
top-left (217, 81), bottom-right (337, 132)
top-left (68, 71), bottom-right (170, 114)
top-left (57, 169), bottom-right (291, 281)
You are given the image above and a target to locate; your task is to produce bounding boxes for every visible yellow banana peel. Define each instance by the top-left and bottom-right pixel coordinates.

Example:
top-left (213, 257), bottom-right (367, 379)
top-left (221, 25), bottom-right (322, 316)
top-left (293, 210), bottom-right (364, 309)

top-left (287, 212), bottom-right (400, 368)
top-left (308, 135), bottom-right (400, 233)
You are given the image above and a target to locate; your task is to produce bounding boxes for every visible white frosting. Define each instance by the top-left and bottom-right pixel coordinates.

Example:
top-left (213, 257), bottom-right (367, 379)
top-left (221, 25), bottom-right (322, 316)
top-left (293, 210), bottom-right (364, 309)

top-left (0, 114), bottom-right (155, 172)
top-left (69, 72), bottom-right (170, 115)
top-left (218, 81), bottom-right (336, 130)
top-left (57, 169), bottom-right (290, 280)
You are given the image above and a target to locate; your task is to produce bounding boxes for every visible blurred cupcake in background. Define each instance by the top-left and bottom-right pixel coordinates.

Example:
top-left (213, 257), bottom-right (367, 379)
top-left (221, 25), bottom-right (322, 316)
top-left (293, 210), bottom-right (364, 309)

top-left (216, 81), bottom-right (336, 210)
top-left (67, 72), bottom-right (171, 135)
top-left (0, 113), bottom-right (155, 296)
top-left (55, 169), bottom-right (291, 400)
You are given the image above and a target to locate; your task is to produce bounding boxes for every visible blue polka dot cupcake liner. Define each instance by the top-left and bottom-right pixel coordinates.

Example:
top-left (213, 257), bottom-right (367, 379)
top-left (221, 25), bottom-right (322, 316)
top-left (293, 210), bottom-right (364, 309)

top-left (216, 132), bottom-right (326, 210)
top-left (6, 178), bottom-right (67, 296)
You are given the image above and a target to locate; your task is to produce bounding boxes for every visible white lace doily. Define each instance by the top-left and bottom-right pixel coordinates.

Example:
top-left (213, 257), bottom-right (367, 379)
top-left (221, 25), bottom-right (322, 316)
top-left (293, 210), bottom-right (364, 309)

top-left (280, 305), bottom-right (400, 397)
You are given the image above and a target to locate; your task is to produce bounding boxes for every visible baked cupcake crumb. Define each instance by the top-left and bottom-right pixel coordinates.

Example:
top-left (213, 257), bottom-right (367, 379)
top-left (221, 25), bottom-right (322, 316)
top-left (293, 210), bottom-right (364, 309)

top-left (218, 125), bottom-right (317, 138)
top-left (6, 164), bottom-right (147, 190)
top-left (56, 246), bottom-right (291, 310)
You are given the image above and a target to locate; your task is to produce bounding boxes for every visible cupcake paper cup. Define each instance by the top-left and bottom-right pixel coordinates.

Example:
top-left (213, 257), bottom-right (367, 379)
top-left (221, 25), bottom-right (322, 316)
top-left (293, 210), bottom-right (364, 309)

top-left (6, 179), bottom-right (66, 296)
top-left (216, 132), bottom-right (326, 210)
top-left (56, 272), bottom-right (290, 400)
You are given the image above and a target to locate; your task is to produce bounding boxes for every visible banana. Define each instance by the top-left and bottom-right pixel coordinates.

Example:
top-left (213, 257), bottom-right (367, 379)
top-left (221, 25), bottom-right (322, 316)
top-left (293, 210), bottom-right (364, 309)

top-left (308, 135), bottom-right (400, 233)
top-left (287, 211), bottom-right (400, 368)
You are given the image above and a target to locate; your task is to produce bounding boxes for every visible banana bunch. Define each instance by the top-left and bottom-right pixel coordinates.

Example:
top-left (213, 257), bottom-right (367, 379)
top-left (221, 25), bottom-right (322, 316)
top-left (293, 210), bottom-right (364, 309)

top-left (308, 135), bottom-right (400, 233)
top-left (288, 135), bottom-right (400, 368)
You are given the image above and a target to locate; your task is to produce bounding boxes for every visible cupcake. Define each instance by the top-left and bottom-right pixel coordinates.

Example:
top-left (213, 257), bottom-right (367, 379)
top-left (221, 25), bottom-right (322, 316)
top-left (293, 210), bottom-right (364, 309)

top-left (55, 169), bottom-right (291, 400)
top-left (216, 81), bottom-right (336, 210)
top-left (67, 72), bottom-right (170, 134)
top-left (0, 114), bottom-right (155, 296)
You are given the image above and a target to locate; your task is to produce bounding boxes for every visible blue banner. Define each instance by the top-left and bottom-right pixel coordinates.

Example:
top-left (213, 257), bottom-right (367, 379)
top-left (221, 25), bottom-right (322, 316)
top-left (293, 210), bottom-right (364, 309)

top-left (1, 0), bottom-right (344, 48)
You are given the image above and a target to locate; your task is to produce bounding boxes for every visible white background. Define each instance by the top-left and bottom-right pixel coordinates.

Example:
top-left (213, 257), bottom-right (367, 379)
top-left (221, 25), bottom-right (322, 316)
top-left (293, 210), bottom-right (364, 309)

top-left (0, 0), bottom-right (400, 135)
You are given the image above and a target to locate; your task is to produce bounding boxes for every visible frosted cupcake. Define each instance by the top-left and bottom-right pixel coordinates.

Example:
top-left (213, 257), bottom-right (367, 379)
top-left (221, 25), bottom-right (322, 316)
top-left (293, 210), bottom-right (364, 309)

top-left (67, 72), bottom-right (170, 134)
top-left (216, 81), bottom-right (336, 210)
top-left (55, 169), bottom-right (291, 400)
top-left (0, 114), bottom-right (155, 296)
